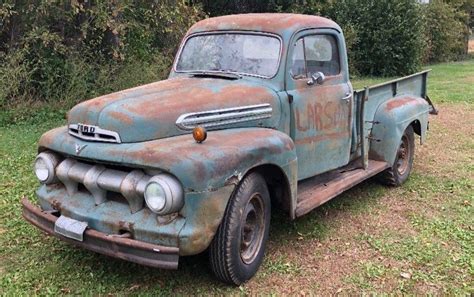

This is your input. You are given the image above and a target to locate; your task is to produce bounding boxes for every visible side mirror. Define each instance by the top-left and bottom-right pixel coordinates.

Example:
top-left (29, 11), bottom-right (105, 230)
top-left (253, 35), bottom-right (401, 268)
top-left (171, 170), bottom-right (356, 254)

top-left (307, 72), bottom-right (326, 86)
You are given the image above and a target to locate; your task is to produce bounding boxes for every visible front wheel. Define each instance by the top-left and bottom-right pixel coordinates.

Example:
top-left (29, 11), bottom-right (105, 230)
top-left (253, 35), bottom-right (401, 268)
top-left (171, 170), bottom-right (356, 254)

top-left (209, 172), bottom-right (271, 285)
top-left (378, 125), bottom-right (415, 186)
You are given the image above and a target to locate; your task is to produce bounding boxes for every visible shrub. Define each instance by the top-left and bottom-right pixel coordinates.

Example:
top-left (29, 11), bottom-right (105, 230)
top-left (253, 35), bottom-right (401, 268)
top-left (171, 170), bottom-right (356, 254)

top-left (326, 0), bottom-right (425, 76)
top-left (422, 0), bottom-right (470, 63)
top-left (0, 1), bottom-right (204, 109)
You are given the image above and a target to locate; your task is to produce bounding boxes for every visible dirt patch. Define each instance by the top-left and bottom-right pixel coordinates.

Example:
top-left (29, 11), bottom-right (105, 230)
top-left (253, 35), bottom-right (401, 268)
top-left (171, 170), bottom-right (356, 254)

top-left (415, 104), bottom-right (474, 179)
top-left (469, 39), bottom-right (474, 53)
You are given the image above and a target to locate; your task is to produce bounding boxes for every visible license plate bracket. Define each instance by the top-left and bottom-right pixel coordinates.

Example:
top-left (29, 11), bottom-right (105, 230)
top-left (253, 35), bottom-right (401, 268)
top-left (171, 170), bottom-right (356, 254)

top-left (54, 215), bottom-right (88, 242)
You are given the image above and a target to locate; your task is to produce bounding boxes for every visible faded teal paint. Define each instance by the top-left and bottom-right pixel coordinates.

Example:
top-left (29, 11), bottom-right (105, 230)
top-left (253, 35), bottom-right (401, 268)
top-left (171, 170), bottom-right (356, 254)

top-left (285, 28), bottom-right (352, 179)
top-left (68, 78), bottom-right (283, 143)
top-left (369, 96), bottom-right (429, 164)
top-left (37, 183), bottom-right (236, 255)
top-left (178, 185), bottom-right (235, 255)
top-left (37, 185), bottom-right (185, 248)
top-left (26, 14), bottom-right (434, 265)
top-left (39, 127), bottom-right (297, 193)
top-left (353, 70), bottom-right (432, 165)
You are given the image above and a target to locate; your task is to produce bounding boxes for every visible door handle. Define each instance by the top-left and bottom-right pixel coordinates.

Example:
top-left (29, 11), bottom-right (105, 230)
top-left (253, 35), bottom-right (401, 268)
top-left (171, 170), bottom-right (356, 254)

top-left (341, 93), bottom-right (352, 102)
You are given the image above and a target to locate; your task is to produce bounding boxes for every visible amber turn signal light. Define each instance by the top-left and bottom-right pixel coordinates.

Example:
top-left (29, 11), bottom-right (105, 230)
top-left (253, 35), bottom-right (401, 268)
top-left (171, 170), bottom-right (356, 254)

top-left (193, 126), bottom-right (207, 143)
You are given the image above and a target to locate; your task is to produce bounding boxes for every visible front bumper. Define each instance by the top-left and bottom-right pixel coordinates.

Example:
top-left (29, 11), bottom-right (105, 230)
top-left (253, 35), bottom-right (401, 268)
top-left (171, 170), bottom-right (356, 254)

top-left (22, 198), bottom-right (179, 269)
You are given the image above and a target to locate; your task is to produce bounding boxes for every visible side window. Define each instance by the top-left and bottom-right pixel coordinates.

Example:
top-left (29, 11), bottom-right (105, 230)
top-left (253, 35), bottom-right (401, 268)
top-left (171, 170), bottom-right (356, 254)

top-left (305, 35), bottom-right (340, 76)
top-left (290, 34), bottom-right (340, 79)
top-left (290, 39), bottom-right (306, 79)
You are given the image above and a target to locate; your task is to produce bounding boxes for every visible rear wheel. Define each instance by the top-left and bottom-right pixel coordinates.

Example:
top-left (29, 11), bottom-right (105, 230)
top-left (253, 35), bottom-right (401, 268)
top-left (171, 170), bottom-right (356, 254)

top-left (378, 125), bottom-right (415, 186)
top-left (209, 172), bottom-right (271, 285)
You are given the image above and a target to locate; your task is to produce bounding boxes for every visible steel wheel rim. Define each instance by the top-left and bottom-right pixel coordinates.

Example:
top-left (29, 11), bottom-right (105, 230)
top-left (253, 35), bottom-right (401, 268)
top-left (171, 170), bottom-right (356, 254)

top-left (240, 193), bottom-right (265, 265)
top-left (396, 135), bottom-right (410, 176)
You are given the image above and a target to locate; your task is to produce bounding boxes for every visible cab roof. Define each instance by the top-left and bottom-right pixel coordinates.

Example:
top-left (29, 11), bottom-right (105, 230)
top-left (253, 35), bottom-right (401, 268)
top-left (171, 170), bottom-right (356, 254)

top-left (187, 13), bottom-right (341, 37)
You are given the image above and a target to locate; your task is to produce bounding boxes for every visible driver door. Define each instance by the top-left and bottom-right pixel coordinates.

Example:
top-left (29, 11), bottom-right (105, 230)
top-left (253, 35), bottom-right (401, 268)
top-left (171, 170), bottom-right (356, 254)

top-left (286, 29), bottom-right (353, 180)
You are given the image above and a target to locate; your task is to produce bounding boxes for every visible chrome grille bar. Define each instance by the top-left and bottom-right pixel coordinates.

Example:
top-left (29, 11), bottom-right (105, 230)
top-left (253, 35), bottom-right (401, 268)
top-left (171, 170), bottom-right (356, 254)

top-left (56, 158), bottom-right (151, 213)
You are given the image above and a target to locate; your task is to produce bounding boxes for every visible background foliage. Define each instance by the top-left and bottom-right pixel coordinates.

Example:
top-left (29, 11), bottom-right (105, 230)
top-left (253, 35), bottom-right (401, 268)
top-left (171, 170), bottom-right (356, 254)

top-left (0, 0), bottom-right (472, 120)
top-left (0, 0), bottom-right (204, 107)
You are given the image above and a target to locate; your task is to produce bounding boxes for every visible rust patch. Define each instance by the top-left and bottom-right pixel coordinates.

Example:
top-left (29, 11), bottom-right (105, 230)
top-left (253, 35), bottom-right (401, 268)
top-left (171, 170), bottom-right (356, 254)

top-left (295, 131), bottom-right (350, 145)
top-left (22, 198), bottom-right (180, 269)
top-left (121, 82), bottom-right (273, 121)
top-left (118, 221), bottom-right (135, 233)
top-left (189, 13), bottom-right (339, 36)
top-left (38, 127), bottom-right (65, 149)
top-left (386, 97), bottom-right (418, 111)
top-left (108, 111), bottom-right (134, 125)
top-left (224, 173), bottom-right (241, 186)
top-left (179, 187), bottom-right (233, 255)
top-left (51, 199), bottom-right (62, 211)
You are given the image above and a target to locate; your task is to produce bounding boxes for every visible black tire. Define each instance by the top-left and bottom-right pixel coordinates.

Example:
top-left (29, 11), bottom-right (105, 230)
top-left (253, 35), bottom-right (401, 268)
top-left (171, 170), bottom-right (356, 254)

top-left (209, 172), bottom-right (271, 285)
top-left (378, 125), bottom-right (415, 186)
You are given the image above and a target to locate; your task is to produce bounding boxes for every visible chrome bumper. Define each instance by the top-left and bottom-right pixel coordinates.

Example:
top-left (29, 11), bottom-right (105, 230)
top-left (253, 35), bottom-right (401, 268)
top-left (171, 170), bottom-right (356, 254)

top-left (22, 198), bottom-right (179, 269)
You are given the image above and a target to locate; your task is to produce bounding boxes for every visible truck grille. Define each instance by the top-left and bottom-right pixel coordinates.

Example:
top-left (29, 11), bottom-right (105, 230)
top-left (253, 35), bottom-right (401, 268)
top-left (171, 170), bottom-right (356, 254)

top-left (56, 158), bottom-right (151, 213)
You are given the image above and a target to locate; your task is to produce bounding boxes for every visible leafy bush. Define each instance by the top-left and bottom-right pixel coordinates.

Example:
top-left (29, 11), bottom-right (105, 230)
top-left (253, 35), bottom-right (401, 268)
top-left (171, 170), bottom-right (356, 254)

top-left (422, 0), bottom-right (471, 63)
top-left (326, 0), bottom-right (425, 76)
top-left (0, 1), bottom-right (204, 110)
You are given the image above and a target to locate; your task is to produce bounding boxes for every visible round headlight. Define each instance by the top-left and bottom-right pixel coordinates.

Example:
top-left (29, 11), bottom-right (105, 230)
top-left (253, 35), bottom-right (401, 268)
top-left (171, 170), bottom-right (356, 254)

top-left (34, 152), bottom-right (60, 184)
top-left (144, 174), bottom-right (183, 215)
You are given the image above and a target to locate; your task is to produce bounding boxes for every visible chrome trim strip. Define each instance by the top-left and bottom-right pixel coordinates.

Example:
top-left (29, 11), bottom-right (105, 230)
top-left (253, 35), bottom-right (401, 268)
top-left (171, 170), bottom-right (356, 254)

top-left (175, 103), bottom-right (272, 130)
top-left (68, 124), bottom-right (121, 144)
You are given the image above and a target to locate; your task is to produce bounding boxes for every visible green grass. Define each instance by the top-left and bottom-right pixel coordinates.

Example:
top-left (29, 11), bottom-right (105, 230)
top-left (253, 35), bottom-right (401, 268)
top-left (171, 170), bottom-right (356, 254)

top-left (352, 58), bottom-right (474, 104)
top-left (1, 59), bottom-right (473, 295)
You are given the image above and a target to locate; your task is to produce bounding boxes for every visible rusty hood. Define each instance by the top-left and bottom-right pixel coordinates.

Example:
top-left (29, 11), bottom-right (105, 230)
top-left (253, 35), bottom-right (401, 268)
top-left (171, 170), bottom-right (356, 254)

top-left (67, 77), bottom-right (282, 143)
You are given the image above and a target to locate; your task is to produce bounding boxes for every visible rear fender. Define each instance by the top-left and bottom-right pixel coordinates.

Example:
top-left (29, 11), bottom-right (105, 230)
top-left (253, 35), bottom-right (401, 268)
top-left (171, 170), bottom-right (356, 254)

top-left (369, 96), bottom-right (429, 165)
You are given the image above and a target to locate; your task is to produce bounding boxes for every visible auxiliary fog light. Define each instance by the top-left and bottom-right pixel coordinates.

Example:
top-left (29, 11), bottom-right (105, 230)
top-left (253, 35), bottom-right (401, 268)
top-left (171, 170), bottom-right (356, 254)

top-left (144, 174), bottom-right (184, 215)
top-left (34, 151), bottom-right (61, 184)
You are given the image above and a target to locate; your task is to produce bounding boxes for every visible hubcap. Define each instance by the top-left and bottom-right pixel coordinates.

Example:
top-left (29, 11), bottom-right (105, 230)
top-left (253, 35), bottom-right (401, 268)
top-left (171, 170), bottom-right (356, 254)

top-left (396, 135), bottom-right (410, 176)
top-left (240, 193), bottom-right (265, 265)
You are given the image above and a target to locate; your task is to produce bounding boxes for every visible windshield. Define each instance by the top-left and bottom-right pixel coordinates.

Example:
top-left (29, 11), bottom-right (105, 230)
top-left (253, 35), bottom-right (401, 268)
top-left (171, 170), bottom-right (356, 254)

top-left (176, 33), bottom-right (281, 78)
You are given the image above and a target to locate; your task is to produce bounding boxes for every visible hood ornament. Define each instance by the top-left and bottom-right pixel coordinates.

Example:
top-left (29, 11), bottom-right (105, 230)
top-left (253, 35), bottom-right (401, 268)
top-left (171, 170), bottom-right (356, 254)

top-left (75, 144), bottom-right (88, 155)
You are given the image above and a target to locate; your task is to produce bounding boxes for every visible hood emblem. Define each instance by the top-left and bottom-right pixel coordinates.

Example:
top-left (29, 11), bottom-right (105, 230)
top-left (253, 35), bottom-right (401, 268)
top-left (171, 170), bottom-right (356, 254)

top-left (68, 123), bottom-right (122, 143)
top-left (75, 144), bottom-right (88, 155)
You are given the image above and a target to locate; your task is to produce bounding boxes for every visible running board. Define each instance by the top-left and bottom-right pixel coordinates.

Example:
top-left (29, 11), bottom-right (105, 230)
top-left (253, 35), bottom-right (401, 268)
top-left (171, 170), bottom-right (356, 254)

top-left (295, 160), bottom-right (389, 217)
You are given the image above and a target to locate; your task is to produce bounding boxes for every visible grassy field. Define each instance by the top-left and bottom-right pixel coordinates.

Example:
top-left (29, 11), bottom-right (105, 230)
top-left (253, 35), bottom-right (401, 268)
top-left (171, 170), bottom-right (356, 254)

top-left (0, 59), bottom-right (473, 295)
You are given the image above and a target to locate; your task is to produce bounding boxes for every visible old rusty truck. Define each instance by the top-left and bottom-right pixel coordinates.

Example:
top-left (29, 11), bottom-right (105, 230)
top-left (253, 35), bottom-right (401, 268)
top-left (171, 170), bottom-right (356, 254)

top-left (22, 13), bottom-right (437, 284)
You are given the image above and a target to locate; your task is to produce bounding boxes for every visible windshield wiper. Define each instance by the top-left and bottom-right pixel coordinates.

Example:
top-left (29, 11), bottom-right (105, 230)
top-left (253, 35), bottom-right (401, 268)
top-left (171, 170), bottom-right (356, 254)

top-left (189, 70), bottom-right (242, 80)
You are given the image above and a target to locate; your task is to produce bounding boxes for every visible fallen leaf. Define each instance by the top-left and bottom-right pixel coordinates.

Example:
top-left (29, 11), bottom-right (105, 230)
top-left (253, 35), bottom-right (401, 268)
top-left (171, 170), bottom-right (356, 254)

top-left (128, 284), bottom-right (140, 291)
top-left (400, 272), bottom-right (412, 279)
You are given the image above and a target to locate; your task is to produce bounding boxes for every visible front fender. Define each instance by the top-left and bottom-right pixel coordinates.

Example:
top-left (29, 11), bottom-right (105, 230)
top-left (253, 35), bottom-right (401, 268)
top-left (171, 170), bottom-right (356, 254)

top-left (369, 96), bottom-right (429, 165)
top-left (39, 127), bottom-right (298, 255)
top-left (39, 127), bottom-right (297, 191)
